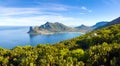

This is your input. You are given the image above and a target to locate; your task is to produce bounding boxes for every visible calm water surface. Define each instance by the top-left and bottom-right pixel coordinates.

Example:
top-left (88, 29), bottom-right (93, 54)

top-left (0, 26), bottom-right (81, 49)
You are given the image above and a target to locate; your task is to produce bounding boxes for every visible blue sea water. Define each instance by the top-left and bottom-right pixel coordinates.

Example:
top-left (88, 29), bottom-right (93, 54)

top-left (0, 26), bottom-right (81, 49)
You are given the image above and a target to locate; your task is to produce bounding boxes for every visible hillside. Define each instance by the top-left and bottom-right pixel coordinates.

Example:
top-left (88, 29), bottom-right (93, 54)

top-left (58, 24), bottom-right (120, 49)
top-left (1, 24), bottom-right (120, 66)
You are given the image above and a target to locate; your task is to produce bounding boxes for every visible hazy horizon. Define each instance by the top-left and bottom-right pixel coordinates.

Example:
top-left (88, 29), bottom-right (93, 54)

top-left (0, 0), bottom-right (120, 26)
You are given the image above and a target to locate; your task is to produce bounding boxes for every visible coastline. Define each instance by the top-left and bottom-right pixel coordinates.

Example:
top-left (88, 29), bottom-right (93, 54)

top-left (28, 31), bottom-right (85, 35)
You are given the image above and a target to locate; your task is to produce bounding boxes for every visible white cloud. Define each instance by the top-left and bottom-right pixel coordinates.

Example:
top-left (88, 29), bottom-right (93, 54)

top-left (81, 6), bottom-right (87, 10)
top-left (0, 7), bottom-right (66, 16)
top-left (0, 4), bottom-right (92, 16)
top-left (0, 15), bottom-right (78, 26)
top-left (35, 2), bottom-right (75, 10)
top-left (0, 3), bottom-right (89, 26)
top-left (0, 6), bottom-right (73, 26)
top-left (81, 6), bottom-right (92, 13)
top-left (0, 7), bottom-right (38, 16)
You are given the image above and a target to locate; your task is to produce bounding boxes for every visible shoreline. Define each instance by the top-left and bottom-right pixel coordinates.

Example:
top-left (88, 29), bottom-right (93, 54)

top-left (28, 31), bottom-right (85, 35)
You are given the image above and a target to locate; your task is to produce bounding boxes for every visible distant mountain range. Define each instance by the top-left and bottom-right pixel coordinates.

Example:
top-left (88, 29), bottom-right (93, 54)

top-left (75, 24), bottom-right (92, 33)
top-left (92, 21), bottom-right (108, 29)
top-left (107, 17), bottom-right (120, 25)
top-left (27, 16), bottom-right (120, 34)
top-left (28, 21), bottom-right (108, 34)
top-left (96, 17), bottom-right (120, 29)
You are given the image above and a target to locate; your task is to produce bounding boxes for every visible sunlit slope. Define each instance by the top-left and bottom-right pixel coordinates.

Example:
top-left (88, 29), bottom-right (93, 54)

top-left (0, 24), bottom-right (120, 66)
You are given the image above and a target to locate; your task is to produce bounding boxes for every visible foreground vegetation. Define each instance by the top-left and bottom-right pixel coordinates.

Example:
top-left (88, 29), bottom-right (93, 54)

top-left (0, 24), bottom-right (120, 66)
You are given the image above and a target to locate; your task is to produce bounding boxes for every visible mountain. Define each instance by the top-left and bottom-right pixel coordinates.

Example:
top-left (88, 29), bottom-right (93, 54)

top-left (107, 17), bottom-right (120, 26)
top-left (92, 21), bottom-right (108, 29)
top-left (76, 24), bottom-right (90, 29)
top-left (75, 22), bottom-right (108, 32)
top-left (75, 24), bottom-right (92, 33)
top-left (8, 24), bottom-right (120, 66)
top-left (28, 22), bottom-right (78, 34)
top-left (28, 21), bottom-right (111, 34)
top-left (96, 17), bottom-right (120, 29)
top-left (2, 18), bottom-right (120, 66)
top-left (39, 22), bottom-right (76, 32)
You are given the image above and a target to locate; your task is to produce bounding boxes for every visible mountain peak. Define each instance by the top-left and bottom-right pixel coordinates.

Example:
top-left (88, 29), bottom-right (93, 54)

top-left (45, 22), bottom-right (52, 24)
top-left (80, 24), bottom-right (86, 27)
top-left (46, 21), bottom-right (50, 23)
top-left (76, 24), bottom-right (89, 28)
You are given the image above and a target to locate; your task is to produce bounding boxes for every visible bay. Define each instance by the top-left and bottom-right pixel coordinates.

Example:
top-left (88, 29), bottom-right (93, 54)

top-left (0, 26), bottom-right (81, 49)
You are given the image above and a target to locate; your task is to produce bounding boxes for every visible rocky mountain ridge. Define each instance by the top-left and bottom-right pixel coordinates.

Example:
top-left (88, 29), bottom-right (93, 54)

top-left (28, 21), bottom-right (108, 34)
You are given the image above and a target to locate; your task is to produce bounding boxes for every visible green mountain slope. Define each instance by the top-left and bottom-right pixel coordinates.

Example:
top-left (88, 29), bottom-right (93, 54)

top-left (57, 24), bottom-right (120, 49)
top-left (1, 24), bottom-right (120, 66)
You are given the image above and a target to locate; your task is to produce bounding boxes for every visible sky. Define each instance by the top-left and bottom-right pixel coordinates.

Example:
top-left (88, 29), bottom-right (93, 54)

top-left (0, 0), bottom-right (120, 26)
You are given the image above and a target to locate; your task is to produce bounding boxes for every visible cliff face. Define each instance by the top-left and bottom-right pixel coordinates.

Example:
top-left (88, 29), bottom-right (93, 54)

top-left (28, 26), bottom-right (52, 34)
top-left (28, 26), bottom-right (36, 33)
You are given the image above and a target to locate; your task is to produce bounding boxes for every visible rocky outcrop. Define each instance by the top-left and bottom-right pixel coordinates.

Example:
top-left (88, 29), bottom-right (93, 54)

top-left (28, 26), bottom-right (53, 34)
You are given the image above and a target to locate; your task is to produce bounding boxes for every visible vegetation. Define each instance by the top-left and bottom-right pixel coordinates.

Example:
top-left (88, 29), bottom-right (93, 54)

top-left (1, 24), bottom-right (120, 66)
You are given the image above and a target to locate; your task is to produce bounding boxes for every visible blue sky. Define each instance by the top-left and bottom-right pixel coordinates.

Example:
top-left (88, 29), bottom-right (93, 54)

top-left (0, 0), bottom-right (120, 26)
